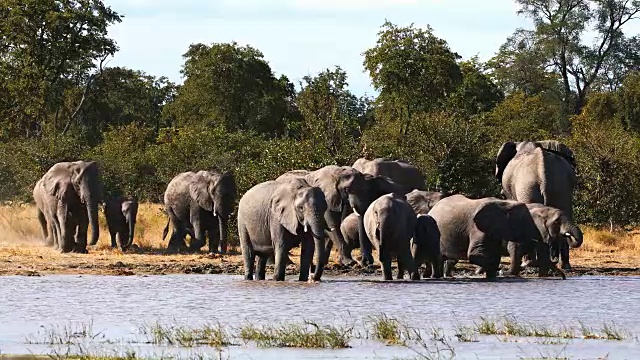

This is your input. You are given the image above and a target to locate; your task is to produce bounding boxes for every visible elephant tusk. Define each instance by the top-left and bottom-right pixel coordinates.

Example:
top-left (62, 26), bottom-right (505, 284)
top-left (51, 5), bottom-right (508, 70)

top-left (353, 208), bottom-right (360, 216)
top-left (304, 224), bottom-right (308, 233)
top-left (213, 210), bottom-right (217, 217)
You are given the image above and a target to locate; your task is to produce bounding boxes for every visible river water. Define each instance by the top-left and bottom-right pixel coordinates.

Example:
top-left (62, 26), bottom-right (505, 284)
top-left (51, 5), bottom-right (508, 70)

top-left (0, 274), bottom-right (638, 359)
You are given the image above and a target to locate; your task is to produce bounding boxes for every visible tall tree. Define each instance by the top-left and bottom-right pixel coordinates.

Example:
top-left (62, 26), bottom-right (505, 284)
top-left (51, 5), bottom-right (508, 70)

top-left (447, 56), bottom-right (505, 115)
top-left (0, 0), bottom-right (122, 138)
top-left (296, 66), bottom-right (371, 161)
top-left (363, 21), bottom-right (462, 141)
top-left (515, 0), bottom-right (640, 113)
top-left (165, 42), bottom-right (299, 137)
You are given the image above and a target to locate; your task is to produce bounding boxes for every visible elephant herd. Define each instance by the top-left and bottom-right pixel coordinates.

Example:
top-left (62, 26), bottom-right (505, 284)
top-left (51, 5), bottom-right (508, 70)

top-left (31, 140), bottom-right (584, 282)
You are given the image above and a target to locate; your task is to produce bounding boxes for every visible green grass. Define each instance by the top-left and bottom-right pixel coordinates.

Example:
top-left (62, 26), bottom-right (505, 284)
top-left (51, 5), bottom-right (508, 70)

top-left (238, 321), bottom-right (352, 349)
top-left (138, 322), bottom-right (232, 348)
top-left (368, 314), bottom-right (408, 345)
top-left (24, 321), bottom-right (99, 345)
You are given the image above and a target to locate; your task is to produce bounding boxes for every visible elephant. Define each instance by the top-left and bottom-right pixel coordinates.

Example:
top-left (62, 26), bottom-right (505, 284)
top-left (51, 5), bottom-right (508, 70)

top-left (504, 203), bottom-right (583, 278)
top-left (428, 194), bottom-right (542, 280)
top-left (405, 190), bottom-right (451, 215)
top-left (363, 193), bottom-right (418, 280)
top-left (162, 170), bottom-right (237, 254)
top-left (411, 214), bottom-right (443, 280)
top-left (277, 166), bottom-right (366, 267)
top-left (33, 161), bottom-right (102, 253)
top-left (352, 157), bottom-right (426, 192)
top-left (496, 140), bottom-right (577, 270)
top-left (103, 196), bottom-right (139, 251)
top-left (237, 177), bottom-right (328, 281)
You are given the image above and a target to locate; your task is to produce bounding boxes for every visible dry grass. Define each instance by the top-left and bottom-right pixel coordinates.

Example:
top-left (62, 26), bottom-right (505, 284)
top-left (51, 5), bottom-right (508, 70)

top-left (0, 203), bottom-right (639, 276)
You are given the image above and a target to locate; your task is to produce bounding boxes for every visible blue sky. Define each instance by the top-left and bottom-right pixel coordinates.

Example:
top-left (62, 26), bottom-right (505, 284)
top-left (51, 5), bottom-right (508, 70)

top-left (106, 0), bottom-right (529, 96)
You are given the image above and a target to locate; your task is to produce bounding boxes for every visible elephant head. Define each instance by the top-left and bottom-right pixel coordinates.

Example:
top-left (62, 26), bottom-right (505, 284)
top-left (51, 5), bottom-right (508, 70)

top-left (308, 166), bottom-right (365, 213)
top-left (406, 190), bottom-right (451, 215)
top-left (43, 161), bottom-right (102, 246)
top-left (474, 200), bottom-right (540, 246)
top-left (528, 203), bottom-right (583, 253)
top-left (495, 141), bottom-right (517, 182)
top-left (122, 198), bottom-right (139, 249)
top-left (272, 178), bottom-right (328, 280)
top-left (350, 174), bottom-right (406, 216)
top-left (189, 170), bottom-right (237, 253)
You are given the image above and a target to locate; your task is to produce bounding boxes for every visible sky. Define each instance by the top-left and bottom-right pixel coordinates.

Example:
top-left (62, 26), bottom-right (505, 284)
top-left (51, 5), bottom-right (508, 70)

top-left (105, 0), bottom-right (529, 96)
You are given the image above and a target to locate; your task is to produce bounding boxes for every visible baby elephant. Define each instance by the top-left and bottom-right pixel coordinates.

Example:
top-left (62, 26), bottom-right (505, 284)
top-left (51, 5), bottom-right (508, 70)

top-left (411, 214), bottom-right (443, 280)
top-left (104, 197), bottom-right (139, 251)
top-left (364, 193), bottom-right (418, 280)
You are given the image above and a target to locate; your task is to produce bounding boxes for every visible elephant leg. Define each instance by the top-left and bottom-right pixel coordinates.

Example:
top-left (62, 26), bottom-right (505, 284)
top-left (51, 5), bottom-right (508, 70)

top-left (382, 259), bottom-right (393, 281)
top-left (397, 259), bottom-right (405, 280)
top-left (559, 238), bottom-right (571, 270)
top-left (74, 209), bottom-right (88, 253)
top-left (326, 211), bottom-right (355, 267)
top-left (429, 256), bottom-right (443, 279)
top-left (56, 206), bottom-right (75, 253)
top-left (36, 208), bottom-right (50, 246)
top-left (399, 248), bottom-right (417, 280)
top-left (188, 218), bottom-right (206, 252)
top-left (208, 220), bottom-right (221, 254)
top-left (410, 242), bottom-right (423, 280)
top-left (299, 234), bottom-right (313, 282)
top-left (110, 232), bottom-right (117, 248)
top-left (506, 241), bottom-right (521, 276)
top-left (522, 246), bottom-right (539, 268)
top-left (256, 255), bottom-right (268, 281)
top-left (444, 259), bottom-right (457, 277)
top-left (320, 236), bottom-right (333, 268)
top-left (238, 224), bottom-right (255, 280)
top-left (536, 243), bottom-right (551, 277)
top-left (273, 242), bottom-right (288, 281)
top-left (357, 217), bottom-right (374, 267)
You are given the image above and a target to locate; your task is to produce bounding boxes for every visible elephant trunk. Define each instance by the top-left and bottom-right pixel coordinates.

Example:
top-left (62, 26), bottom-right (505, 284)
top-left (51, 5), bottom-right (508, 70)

top-left (127, 214), bottom-right (136, 249)
top-left (87, 198), bottom-right (99, 246)
top-left (218, 216), bottom-right (229, 253)
top-left (564, 223), bottom-right (583, 248)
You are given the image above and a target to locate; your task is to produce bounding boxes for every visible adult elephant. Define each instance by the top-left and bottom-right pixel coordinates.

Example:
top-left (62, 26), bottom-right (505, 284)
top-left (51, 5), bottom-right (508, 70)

top-left (428, 195), bottom-right (541, 281)
top-left (237, 178), bottom-right (328, 281)
top-left (505, 203), bottom-right (582, 278)
top-left (363, 193), bottom-right (418, 280)
top-left (277, 166), bottom-right (366, 267)
top-left (352, 157), bottom-right (426, 192)
top-left (104, 196), bottom-right (139, 251)
top-left (33, 161), bottom-right (102, 253)
top-left (496, 140), bottom-right (577, 270)
top-left (406, 190), bottom-right (450, 215)
top-left (162, 170), bottom-right (237, 254)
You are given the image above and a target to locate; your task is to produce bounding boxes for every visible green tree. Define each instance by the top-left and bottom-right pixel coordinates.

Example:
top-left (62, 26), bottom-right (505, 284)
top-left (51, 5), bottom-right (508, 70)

top-left (363, 21), bottom-right (462, 141)
top-left (447, 57), bottom-right (504, 116)
top-left (486, 29), bottom-right (561, 96)
top-left (75, 67), bottom-right (176, 143)
top-left (296, 66), bottom-right (371, 162)
top-left (515, 0), bottom-right (640, 113)
top-left (0, 0), bottom-right (122, 139)
top-left (165, 42), bottom-right (299, 137)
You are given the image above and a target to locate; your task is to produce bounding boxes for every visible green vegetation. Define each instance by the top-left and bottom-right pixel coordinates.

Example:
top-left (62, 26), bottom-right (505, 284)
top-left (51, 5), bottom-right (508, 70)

top-left (138, 322), bottom-right (232, 348)
top-left (238, 321), bottom-right (352, 349)
top-left (25, 321), bottom-right (99, 345)
top-left (2, 0), bottom-right (640, 231)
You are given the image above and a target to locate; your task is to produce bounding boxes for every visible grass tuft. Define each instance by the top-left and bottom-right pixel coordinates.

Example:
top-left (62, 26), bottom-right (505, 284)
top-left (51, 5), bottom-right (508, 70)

top-left (238, 321), bottom-right (352, 349)
top-left (138, 322), bottom-right (232, 347)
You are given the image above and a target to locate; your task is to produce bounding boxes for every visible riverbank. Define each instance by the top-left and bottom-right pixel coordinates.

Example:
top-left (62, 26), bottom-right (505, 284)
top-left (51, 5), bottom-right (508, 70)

top-left (0, 203), bottom-right (638, 277)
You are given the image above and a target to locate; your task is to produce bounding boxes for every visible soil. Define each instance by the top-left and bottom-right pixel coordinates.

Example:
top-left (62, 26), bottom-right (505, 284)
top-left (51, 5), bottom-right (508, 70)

top-left (0, 242), bottom-right (638, 278)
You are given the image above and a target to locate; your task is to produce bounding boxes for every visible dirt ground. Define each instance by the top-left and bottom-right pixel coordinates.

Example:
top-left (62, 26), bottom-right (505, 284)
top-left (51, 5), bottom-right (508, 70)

top-left (0, 241), bottom-right (638, 278)
top-left (0, 203), bottom-right (638, 278)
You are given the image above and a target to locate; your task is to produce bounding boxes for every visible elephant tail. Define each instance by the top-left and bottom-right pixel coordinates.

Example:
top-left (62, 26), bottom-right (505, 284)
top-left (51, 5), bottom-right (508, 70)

top-left (162, 215), bottom-right (171, 241)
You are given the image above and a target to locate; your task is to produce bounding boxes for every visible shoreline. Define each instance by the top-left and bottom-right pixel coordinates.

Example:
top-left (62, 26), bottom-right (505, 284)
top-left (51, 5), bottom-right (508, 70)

top-left (1, 243), bottom-right (638, 278)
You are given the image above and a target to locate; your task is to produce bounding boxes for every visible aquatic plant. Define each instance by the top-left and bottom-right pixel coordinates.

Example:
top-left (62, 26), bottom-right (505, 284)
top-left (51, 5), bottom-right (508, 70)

top-left (238, 321), bottom-right (352, 349)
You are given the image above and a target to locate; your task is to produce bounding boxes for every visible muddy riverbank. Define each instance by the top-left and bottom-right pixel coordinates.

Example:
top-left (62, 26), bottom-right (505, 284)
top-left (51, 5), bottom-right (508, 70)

top-left (0, 242), bottom-right (638, 278)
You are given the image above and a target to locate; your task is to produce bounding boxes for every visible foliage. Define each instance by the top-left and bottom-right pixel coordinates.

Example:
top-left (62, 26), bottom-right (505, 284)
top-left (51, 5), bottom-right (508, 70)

top-left (363, 21), bottom-right (462, 141)
top-left (164, 42), bottom-right (300, 137)
top-left (296, 66), bottom-right (372, 163)
top-left (510, 0), bottom-right (640, 113)
top-left (447, 57), bottom-right (504, 116)
top-left (0, 0), bottom-right (122, 139)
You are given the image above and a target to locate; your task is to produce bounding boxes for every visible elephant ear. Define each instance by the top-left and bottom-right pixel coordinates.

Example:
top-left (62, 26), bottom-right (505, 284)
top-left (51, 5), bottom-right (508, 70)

top-left (310, 170), bottom-right (342, 213)
top-left (271, 182), bottom-right (300, 235)
top-left (189, 172), bottom-right (214, 212)
top-left (473, 202), bottom-right (513, 242)
top-left (495, 141), bottom-right (517, 182)
top-left (369, 174), bottom-right (406, 197)
top-left (535, 140), bottom-right (577, 169)
top-left (42, 164), bottom-right (74, 200)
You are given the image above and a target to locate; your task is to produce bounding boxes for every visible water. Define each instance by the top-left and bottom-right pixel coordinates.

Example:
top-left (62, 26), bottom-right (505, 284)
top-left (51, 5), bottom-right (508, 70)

top-left (0, 274), bottom-right (639, 359)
